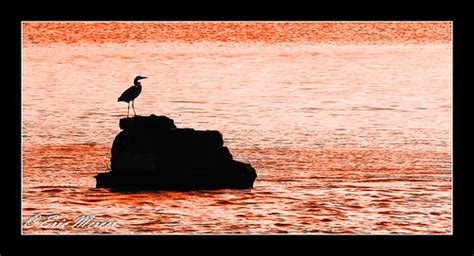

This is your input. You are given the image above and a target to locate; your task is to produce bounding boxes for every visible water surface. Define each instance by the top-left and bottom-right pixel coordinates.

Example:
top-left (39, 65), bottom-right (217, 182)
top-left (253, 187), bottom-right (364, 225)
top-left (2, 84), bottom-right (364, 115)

top-left (22, 22), bottom-right (452, 234)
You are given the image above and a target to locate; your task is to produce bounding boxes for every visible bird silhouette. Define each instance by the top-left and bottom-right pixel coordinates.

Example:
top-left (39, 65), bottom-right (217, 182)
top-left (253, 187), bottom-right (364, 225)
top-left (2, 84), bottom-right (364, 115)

top-left (118, 76), bottom-right (147, 118)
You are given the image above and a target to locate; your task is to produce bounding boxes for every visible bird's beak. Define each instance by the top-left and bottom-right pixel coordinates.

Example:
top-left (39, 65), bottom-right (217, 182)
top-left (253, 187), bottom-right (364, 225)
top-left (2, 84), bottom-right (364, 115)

top-left (142, 77), bottom-right (147, 79)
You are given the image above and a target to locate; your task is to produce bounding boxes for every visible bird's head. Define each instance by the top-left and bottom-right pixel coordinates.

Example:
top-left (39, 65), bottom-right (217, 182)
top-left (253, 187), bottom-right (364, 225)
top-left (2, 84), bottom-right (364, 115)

top-left (134, 75), bottom-right (147, 85)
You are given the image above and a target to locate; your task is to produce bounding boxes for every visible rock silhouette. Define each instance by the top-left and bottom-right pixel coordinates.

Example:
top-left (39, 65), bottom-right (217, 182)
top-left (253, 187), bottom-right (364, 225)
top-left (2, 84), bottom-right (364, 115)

top-left (95, 115), bottom-right (257, 191)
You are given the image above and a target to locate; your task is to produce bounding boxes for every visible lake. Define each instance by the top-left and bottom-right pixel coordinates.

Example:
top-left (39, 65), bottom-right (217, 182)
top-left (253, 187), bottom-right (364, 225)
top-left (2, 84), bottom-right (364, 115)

top-left (22, 22), bottom-right (452, 234)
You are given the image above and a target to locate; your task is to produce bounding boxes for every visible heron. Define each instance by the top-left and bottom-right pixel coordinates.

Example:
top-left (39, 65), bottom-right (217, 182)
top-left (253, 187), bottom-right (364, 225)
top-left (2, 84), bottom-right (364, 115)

top-left (118, 75), bottom-right (147, 118)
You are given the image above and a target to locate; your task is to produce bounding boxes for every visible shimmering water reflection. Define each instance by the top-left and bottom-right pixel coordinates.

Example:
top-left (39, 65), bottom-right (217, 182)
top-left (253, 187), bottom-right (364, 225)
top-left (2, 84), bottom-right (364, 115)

top-left (22, 22), bottom-right (452, 234)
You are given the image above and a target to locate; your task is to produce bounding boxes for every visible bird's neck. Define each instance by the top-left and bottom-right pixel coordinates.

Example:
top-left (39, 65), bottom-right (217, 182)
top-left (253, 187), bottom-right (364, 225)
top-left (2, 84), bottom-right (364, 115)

top-left (134, 82), bottom-right (141, 86)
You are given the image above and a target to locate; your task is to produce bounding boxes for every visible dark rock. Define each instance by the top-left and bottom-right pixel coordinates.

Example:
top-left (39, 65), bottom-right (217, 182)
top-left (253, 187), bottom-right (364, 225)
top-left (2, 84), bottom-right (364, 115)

top-left (96, 115), bottom-right (257, 191)
top-left (119, 114), bottom-right (176, 131)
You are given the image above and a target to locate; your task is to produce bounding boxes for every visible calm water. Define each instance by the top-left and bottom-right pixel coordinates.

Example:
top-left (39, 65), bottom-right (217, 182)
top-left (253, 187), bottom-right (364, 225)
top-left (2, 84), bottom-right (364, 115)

top-left (22, 22), bottom-right (452, 234)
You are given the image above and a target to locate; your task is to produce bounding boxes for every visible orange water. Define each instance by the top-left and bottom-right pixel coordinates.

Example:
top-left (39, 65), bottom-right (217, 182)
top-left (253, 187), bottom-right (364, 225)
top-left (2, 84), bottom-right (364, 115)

top-left (22, 22), bottom-right (452, 234)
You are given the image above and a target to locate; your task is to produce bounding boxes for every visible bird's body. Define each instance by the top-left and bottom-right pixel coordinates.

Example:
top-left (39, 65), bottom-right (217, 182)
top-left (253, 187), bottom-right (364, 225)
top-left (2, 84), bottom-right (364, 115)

top-left (118, 76), bottom-right (147, 117)
top-left (118, 84), bottom-right (141, 103)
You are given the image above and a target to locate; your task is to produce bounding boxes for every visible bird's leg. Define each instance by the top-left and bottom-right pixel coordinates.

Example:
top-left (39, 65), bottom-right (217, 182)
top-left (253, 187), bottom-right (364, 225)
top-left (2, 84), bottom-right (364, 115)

top-left (132, 100), bottom-right (136, 116)
top-left (127, 102), bottom-right (130, 118)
